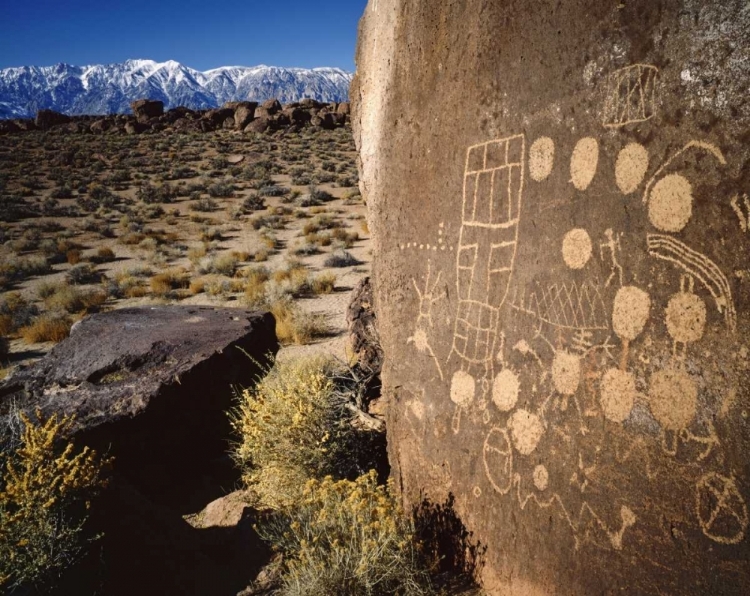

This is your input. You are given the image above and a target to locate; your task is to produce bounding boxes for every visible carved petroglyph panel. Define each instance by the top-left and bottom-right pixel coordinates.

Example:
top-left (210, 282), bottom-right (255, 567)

top-left (570, 137), bottom-right (599, 191)
top-left (602, 64), bottom-right (659, 128)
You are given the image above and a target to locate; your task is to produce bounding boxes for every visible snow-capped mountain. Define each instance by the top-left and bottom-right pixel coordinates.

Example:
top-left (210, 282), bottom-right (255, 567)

top-left (0, 59), bottom-right (353, 119)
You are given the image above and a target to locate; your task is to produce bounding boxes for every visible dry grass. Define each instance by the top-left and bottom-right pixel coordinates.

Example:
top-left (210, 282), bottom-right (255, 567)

top-left (271, 298), bottom-right (328, 346)
top-left (44, 284), bottom-right (107, 314)
top-left (19, 314), bottom-right (72, 343)
top-left (149, 269), bottom-right (190, 298)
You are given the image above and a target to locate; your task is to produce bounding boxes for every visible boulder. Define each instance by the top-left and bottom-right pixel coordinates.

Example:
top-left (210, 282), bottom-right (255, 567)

top-left (311, 110), bottom-right (335, 130)
top-left (234, 102), bottom-right (259, 129)
top-left (124, 121), bottom-right (147, 135)
top-left (202, 107), bottom-right (235, 128)
top-left (131, 99), bottom-right (164, 123)
top-left (244, 117), bottom-right (273, 134)
top-left (282, 106), bottom-right (311, 126)
top-left (353, 1), bottom-right (750, 595)
top-left (35, 108), bottom-right (70, 130)
top-left (89, 118), bottom-right (112, 134)
top-left (260, 98), bottom-right (282, 114)
top-left (0, 305), bottom-right (278, 505)
top-left (223, 116), bottom-right (236, 130)
top-left (336, 101), bottom-right (351, 115)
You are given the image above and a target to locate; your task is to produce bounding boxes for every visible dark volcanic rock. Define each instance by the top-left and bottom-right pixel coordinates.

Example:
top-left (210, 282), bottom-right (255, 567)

top-left (354, 1), bottom-right (750, 595)
top-left (131, 98), bottom-right (164, 123)
top-left (35, 108), bottom-right (70, 130)
top-left (0, 305), bottom-right (278, 505)
top-left (347, 277), bottom-right (382, 376)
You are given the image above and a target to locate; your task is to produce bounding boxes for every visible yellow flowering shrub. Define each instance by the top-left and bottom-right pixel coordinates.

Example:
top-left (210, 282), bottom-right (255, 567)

top-left (232, 357), bottom-right (359, 510)
top-left (259, 471), bottom-right (433, 596)
top-left (0, 410), bottom-right (110, 591)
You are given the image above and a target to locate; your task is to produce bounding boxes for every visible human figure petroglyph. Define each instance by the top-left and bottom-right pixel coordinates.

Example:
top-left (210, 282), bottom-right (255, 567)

top-left (600, 228), bottom-right (624, 288)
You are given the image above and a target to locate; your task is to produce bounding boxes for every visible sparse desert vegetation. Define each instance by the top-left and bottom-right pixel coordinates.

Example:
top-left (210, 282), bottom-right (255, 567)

top-left (0, 123), bottom-right (367, 364)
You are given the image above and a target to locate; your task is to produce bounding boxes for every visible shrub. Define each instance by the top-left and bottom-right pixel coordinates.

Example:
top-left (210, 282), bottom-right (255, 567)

top-left (44, 285), bottom-right (107, 314)
top-left (202, 253), bottom-right (239, 277)
top-left (325, 251), bottom-right (362, 268)
top-left (241, 193), bottom-right (266, 213)
top-left (311, 273), bottom-right (336, 295)
top-left (270, 298), bottom-right (328, 346)
top-left (207, 179), bottom-right (235, 198)
top-left (232, 358), bottom-right (345, 509)
top-left (19, 314), bottom-right (72, 344)
top-left (259, 472), bottom-right (433, 596)
top-left (0, 411), bottom-right (110, 592)
top-left (149, 269), bottom-right (189, 298)
top-left (66, 263), bottom-right (100, 285)
top-left (0, 293), bottom-right (39, 335)
top-left (191, 197), bottom-right (218, 213)
top-left (91, 247), bottom-right (115, 263)
top-left (243, 268), bottom-right (270, 307)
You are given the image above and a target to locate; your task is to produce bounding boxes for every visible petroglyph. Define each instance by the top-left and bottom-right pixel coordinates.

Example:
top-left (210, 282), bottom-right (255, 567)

top-left (615, 142), bottom-right (650, 194)
top-left (492, 368), bottom-right (521, 412)
top-left (570, 137), bottom-right (599, 191)
top-left (648, 366), bottom-right (698, 431)
top-left (665, 277), bottom-right (707, 349)
top-left (562, 228), bottom-right (593, 270)
top-left (533, 465), bottom-right (549, 491)
top-left (648, 174), bottom-right (694, 233)
top-left (508, 409), bottom-right (546, 455)
top-left (599, 368), bottom-right (637, 423)
top-left (451, 134), bottom-right (525, 382)
top-left (696, 473), bottom-right (748, 545)
top-left (612, 286), bottom-right (651, 341)
top-left (450, 370), bottom-right (476, 433)
top-left (529, 136), bottom-right (555, 182)
top-left (647, 234), bottom-right (736, 332)
top-left (407, 261), bottom-right (446, 379)
top-left (730, 193), bottom-right (750, 233)
top-left (511, 281), bottom-right (609, 331)
top-left (483, 426), bottom-right (513, 494)
top-left (602, 64), bottom-right (659, 128)
top-left (600, 229), bottom-right (624, 287)
top-left (552, 351), bottom-right (582, 396)
top-left (642, 141), bottom-right (726, 231)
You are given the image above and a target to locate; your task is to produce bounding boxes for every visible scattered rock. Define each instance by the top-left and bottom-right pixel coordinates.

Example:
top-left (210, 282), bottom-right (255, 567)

top-left (227, 154), bottom-right (245, 164)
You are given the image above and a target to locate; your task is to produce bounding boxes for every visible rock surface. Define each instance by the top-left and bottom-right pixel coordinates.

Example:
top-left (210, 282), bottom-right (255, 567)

top-left (353, 1), bottom-right (750, 595)
top-left (0, 305), bottom-right (278, 506)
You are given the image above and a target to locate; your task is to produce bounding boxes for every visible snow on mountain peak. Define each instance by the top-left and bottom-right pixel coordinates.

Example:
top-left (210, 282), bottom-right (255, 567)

top-left (0, 59), bottom-right (353, 119)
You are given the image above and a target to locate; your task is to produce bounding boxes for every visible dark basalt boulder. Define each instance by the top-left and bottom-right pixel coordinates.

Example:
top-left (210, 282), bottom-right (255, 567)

top-left (131, 99), bottom-right (164, 123)
top-left (0, 305), bottom-right (278, 506)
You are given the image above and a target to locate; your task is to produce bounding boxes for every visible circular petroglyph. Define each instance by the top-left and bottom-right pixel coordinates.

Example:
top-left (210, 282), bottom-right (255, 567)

top-left (552, 351), bottom-right (581, 395)
top-left (570, 137), bottom-right (599, 191)
top-left (612, 286), bottom-right (651, 341)
top-left (695, 473), bottom-right (748, 545)
top-left (615, 143), bottom-right (649, 194)
top-left (450, 370), bottom-right (475, 407)
top-left (648, 173), bottom-right (693, 232)
top-left (666, 291), bottom-right (707, 344)
top-left (533, 465), bottom-right (549, 491)
top-left (648, 367), bottom-right (698, 430)
top-left (483, 427), bottom-right (513, 494)
top-left (508, 409), bottom-right (545, 455)
top-left (492, 369), bottom-right (520, 412)
top-left (600, 368), bottom-right (637, 423)
top-left (562, 228), bottom-right (593, 270)
top-left (529, 137), bottom-right (555, 182)
top-left (473, 486), bottom-right (482, 498)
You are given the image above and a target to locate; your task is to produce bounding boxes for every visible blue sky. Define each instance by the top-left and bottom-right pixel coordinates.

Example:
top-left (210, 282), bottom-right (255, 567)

top-left (0, 0), bottom-right (367, 71)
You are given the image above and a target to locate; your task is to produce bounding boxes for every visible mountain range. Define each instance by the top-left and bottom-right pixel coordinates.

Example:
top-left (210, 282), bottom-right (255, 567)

top-left (0, 59), bottom-right (353, 119)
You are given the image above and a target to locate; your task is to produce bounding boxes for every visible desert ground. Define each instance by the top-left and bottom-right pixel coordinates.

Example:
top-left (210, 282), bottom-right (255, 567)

top-left (0, 125), bottom-right (369, 372)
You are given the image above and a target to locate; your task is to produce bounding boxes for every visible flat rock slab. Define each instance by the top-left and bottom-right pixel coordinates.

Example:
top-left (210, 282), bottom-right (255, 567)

top-left (354, 1), bottom-right (750, 595)
top-left (0, 305), bottom-right (278, 507)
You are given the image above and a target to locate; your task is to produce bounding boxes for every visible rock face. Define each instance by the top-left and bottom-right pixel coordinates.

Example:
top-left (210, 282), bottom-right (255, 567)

top-left (0, 305), bottom-right (278, 506)
top-left (130, 98), bottom-right (164, 122)
top-left (353, 1), bottom-right (750, 595)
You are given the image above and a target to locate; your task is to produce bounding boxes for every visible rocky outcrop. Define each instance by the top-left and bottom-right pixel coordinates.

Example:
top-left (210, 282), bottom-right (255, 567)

top-left (35, 108), bottom-right (70, 130)
top-left (0, 305), bottom-right (278, 504)
top-left (233, 101), bottom-right (259, 129)
top-left (130, 98), bottom-right (164, 122)
top-left (353, 1), bottom-right (750, 595)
